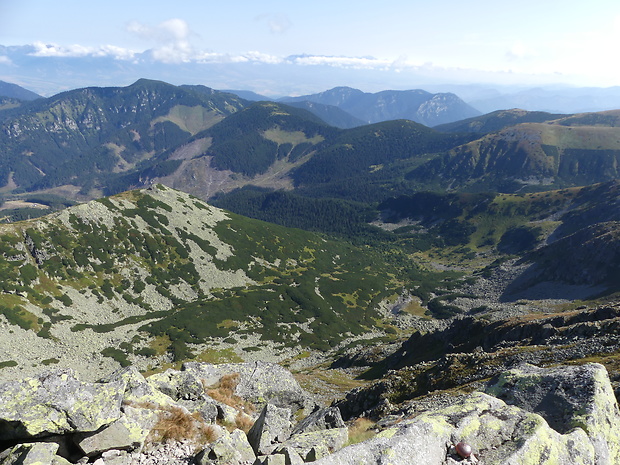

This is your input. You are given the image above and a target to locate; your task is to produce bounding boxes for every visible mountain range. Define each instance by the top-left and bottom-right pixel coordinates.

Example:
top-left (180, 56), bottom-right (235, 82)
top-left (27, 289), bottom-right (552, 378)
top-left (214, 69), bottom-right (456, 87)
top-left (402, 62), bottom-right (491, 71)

top-left (0, 75), bottom-right (620, 410)
top-left (3, 79), bottom-right (620, 211)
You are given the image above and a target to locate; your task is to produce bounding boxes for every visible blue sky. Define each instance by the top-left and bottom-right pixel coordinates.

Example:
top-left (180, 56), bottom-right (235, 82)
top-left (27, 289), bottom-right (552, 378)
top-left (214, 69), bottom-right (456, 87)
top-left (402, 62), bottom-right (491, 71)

top-left (1, 0), bottom-right (620, 93)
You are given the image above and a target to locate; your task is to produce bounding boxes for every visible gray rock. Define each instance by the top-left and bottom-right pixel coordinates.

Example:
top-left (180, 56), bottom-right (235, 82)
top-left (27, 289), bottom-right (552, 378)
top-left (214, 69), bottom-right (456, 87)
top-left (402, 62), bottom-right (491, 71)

top-left (253, 455), bottom-right (286, 465)
top-left (0, 369), bottom-right (125, 440)
top-left (276, 446), bottom-right (305, 465)
top-left (99, 449), bottom-right (132, 465)
top-left (290, 406), bottom-right (345, 436)
top-left (247, 403), bottom-right (292, 455)
top-left (74, 405), bottom-right (158, 456)
top-left (276, 428), bottom-right (348, 462)
top-left (183, 361), bottom-right (312, 412)
top-left (178, 397), bottom-right (219, 423)
top-left (195, 428), bottom-right (256, 465)
top-left (101, 366), bottom-right (176, 408)
top-left (0, 442), bottom-right (59, 465)
top-left (147, 369), bottom-right (205, 401)
top-left (313, 391), bottom-right (595, 465)
top-left (485, 362), bottom-right (620, 464)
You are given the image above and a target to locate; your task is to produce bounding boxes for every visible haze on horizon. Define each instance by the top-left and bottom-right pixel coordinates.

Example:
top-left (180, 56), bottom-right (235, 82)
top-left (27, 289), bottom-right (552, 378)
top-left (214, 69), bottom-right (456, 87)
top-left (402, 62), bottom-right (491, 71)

top-left (1, 0), bottom-right (619, 96)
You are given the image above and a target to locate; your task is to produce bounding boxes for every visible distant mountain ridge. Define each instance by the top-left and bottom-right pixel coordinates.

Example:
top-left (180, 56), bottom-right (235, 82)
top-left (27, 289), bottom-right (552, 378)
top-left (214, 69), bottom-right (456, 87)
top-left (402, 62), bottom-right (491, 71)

top-left (279, 86), bottom-right (481, 126)
top-left (0, 79), bottom-right (41, 101)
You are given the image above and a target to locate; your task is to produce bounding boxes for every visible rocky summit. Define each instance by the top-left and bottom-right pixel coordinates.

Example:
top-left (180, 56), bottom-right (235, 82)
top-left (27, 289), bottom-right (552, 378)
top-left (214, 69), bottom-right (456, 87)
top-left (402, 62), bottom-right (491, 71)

top-left (0, 361), bottom-right (619, 465)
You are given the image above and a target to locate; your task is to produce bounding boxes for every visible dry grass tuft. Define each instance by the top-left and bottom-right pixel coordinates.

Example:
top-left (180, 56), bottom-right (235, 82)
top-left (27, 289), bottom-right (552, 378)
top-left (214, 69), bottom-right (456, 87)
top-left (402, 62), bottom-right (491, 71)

top-left (205, 372), bottom-right (255, 415)
top-left (147, 405), bottom-right (219, 446)
top-left (346, 417), bottom-right (377, 445)
top-left (234, 411), bottom-right (254, 433)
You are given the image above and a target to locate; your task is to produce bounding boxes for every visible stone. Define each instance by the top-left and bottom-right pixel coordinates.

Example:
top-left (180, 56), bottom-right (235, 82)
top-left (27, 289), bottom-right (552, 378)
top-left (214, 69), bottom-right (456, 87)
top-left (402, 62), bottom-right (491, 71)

top-left (183, 361), bottom-right (312, 412)
top-left (276, 428), bottom-right (348, 462)
top-left (312, 391), bottom-right (596, 465)
top-left (276, 446), bottom-right (305, 465)
top-left (74, 405), bottom-right (158, 456)
top-left (195, 428), bottom-right (256, 465)
top-left (290, 406), bottom-right (345, 436)
top-left (253, 455), bottom-right (286, 465)
top-left (0, 369), bottom-right (125, 440)
top-left (147, 368), bottom-right (205, 401)
top-left (1, 442), bottom-right (59, 465)
top-left (178, 397), bottom-right (219, 423)
top-left (485, 362), bottom-right (620, 464)
top-left (247, 403), bottom-right (292, 455)
top-left (101, 366), bottom-right (176, 408)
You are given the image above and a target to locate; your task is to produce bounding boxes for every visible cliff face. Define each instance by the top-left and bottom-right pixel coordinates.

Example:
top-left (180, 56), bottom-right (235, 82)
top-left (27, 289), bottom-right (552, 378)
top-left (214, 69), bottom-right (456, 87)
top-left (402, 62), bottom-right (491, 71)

top-left (0, 361), bottom-right (619, 465)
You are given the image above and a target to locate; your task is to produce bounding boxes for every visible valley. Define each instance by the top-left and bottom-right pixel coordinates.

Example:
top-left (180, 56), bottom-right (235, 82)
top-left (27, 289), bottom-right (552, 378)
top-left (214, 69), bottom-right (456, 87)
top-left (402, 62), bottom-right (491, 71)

top-left (1, 78), bottom-right (620, 463)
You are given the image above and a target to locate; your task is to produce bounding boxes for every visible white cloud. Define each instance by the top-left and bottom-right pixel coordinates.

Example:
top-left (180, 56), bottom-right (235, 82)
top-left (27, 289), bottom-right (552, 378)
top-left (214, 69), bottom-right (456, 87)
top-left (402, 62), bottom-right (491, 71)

top-left (0, 56), bottom-right (13, 65)
top-left (126, 18), bottom-right (196, 63)
top-left (29, 41), bottom-right (136, 60)
top-left (290, 55), bottom-right (392, 69)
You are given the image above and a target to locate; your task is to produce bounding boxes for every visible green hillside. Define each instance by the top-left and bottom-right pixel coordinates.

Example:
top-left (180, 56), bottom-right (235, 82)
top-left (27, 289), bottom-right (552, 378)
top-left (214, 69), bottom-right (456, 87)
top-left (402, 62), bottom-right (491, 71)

top-left (0, 185), bottom-right (402, 379)
top-left (0, 79), bottom-right (247, 195)
top-left (201, 101), bottom-right (337, 176)
top-left (408, 118), bottom-right (620, 192)
top-left (434, 108), bottom-right (566, 134)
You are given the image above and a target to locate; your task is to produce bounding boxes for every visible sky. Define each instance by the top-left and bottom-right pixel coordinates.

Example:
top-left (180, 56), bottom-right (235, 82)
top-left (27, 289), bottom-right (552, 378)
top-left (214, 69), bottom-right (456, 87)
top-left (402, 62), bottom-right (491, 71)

top-left (1, 0), bottom-right (620, 94)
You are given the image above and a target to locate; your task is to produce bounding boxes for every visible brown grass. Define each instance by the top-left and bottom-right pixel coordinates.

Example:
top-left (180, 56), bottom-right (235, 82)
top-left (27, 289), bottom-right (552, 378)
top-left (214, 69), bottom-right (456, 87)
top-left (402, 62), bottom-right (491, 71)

top-left (146, 405), bottom-right (219, 446)
top-left (234, 411), bottom-right (255, 433)
top-left (205, 373), bottom-right (255, 415)
top-left (346, 418), bottom-right (376, 446)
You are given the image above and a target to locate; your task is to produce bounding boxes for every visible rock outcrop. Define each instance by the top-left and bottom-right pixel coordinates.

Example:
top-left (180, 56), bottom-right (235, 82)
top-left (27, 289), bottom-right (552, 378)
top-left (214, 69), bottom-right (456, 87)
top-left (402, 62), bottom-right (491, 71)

top-left (317, 363), bottom-right (620, 465)
top-left (1, 361), bottom-right (619, 464)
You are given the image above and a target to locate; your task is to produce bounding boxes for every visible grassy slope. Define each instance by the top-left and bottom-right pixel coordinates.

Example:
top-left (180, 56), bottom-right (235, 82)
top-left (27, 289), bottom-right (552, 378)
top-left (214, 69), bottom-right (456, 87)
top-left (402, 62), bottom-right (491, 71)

top-left (0, 185), bottom-right (402, 377)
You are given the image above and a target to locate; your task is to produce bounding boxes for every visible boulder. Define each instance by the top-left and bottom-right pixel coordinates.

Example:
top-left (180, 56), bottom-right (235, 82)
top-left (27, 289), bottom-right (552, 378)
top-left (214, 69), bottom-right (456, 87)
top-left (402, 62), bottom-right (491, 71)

top-left (183, 361), bottom-right (312, 412)
top-left (74, 405), bottom-right (159, 457)
top-left (0, 442), bottom-right (63, 465)
top-left (0, 369), bottom-right (125, 440)
top-left (274, 446), bottom-right (304, 465)
top-left (247, 403), bottom-right (292, 455)
top-left (100, 366), bottom-right (176, 408)
top-left (253, 455), bottom-right (286, 465)
top-left (276, 428), bottom-right (349, 462)
top-left (147, 369), bottom-right (205, 401)
top-left (485, 362), bottom-right (620, 464)
top-left (195, 428), bottom-right (255, 465)
top-left (313, 391), bottom-right (596, 465)
top-left (290, 406), bottom-right (345, 436)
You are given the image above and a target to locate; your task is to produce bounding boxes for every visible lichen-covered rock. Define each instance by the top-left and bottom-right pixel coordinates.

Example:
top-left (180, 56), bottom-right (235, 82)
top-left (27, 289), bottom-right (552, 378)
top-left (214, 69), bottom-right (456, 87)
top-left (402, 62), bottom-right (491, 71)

top-left (101, 366), bottom-right (176, 408)
top-left (0, 442), bottom-right (60, 465)
top-left (253, 455), bottom-right (286, 465)
top-left (290, 406), bottom-right (345, 436)
top-left (195, 428), bottom-right (255, 465)
top-left (247, 403), bottom-right (292, 455)
top-left (275, 446), bottom-right (304, 465)
top-left (183, 361), bottom-right (312, 412)
top-left (485, 362), bottom-right (620, 464)
top-left (74, 405), bottom-right (159, 457)
top-left (276, 428), bottom-right (349, 462)
top-left (0, 369), bottom-right (125, 440)
top-left (147, 369), bottom-right (205, 401)
top-left (313, 391), bottom-right (597, 465)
